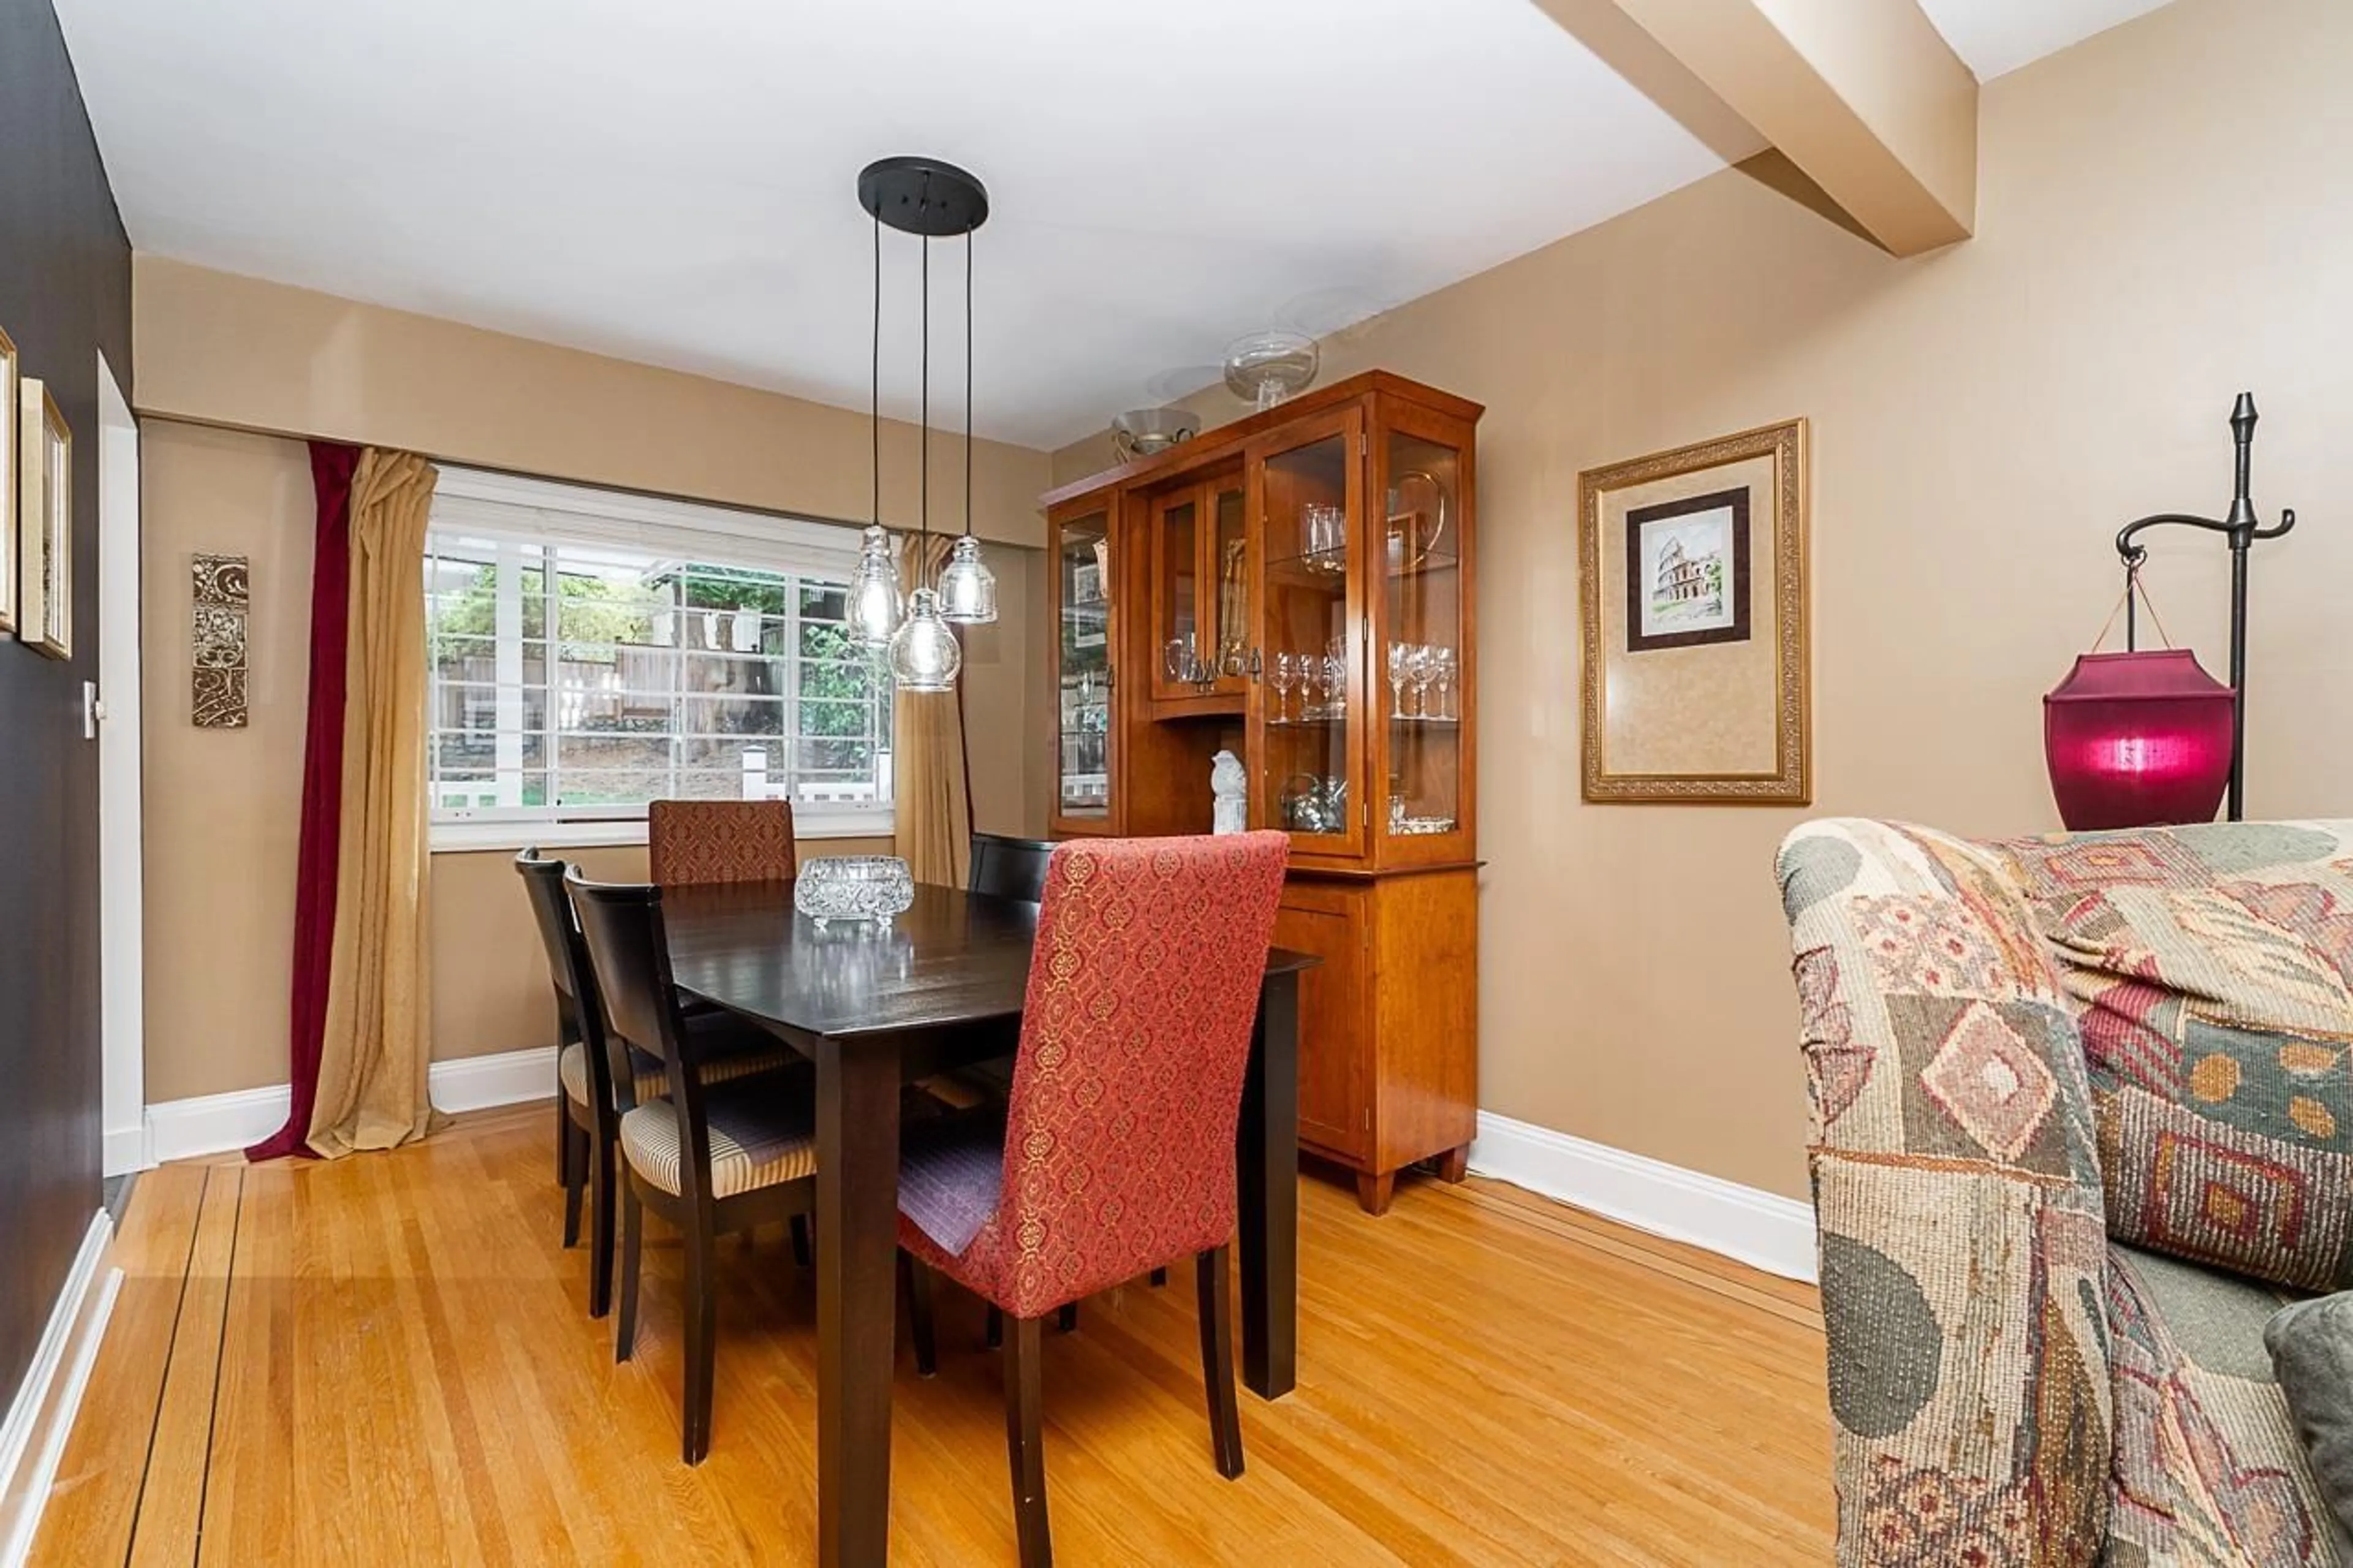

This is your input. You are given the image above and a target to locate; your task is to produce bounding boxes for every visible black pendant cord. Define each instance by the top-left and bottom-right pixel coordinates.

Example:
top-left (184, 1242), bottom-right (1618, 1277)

top-left (919, 229), bottom-right (930, 585)
top-left (870, 209), bottom-right (881, 531)
top-left (2112, 391), bottom-right (2299, 822)
top-left (965, 229), bottom-right (974, 540)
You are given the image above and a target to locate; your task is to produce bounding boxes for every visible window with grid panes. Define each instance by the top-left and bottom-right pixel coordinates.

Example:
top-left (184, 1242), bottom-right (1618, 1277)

top-left (423, 468), bottom-right (892, 840)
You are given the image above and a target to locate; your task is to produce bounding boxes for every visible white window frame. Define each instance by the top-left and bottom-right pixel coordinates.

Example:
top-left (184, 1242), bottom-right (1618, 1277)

top-left (425, 468), bottom-right (893, 851)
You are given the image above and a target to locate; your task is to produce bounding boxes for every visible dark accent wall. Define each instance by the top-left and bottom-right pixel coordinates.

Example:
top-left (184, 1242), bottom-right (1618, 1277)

top-left (0, 0), bottom-right (129, 1404)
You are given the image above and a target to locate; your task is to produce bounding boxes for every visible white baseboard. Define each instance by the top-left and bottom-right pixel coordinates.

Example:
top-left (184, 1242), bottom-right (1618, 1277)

top-left (0, 1211), bottom-right (119, 1567)
top-left (101, 1124), bottom-right (149, 1180)
top-left (141, 1047), bottom-right (561, 1166)
top-left (429, 1047), bottom-right (559, 1115)
top-left (1466, 1112), bottom-right (1819, 1283)
top-left (144, 1083), bottom-right (290, 1166)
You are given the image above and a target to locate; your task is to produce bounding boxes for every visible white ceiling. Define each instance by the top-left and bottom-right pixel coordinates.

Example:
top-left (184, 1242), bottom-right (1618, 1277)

top-left (58, 0), bottom-right (2177, 452)
top-left (1919, 0), bottom-right (2176, 81)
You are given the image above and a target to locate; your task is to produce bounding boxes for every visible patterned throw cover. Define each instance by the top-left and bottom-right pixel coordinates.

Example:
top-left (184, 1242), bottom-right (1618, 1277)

top-left (1778, 819), bottom-right (2351, 1567)
top-left (1992, 824), bottom-right (2353, 1294)
top-left (903, 832), bottom-right (1289, 1320)
top-left (646, 798), bottom-right (798, 886)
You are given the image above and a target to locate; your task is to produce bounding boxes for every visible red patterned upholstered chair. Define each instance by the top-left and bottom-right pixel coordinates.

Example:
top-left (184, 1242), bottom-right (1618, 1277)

top-left (647, 798), bottom-right (797, 886)
top-left (898, 831), bottom-right (1290, 1568)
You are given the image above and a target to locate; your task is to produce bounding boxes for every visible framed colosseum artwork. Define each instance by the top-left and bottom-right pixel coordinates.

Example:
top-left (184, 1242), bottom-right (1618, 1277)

top-left (1578, 418), bottom-right (1809, 804)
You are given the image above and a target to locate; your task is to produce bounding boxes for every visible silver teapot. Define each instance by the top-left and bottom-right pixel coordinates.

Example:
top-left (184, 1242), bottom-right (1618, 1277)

top-left (1279, 773), bottom-right (1349, 835)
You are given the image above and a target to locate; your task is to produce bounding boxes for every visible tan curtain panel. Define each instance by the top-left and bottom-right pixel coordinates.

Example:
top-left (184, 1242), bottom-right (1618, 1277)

top-left (892, 532), bottom-right (971, 888)
top-left (308, 448), bottom-right (441, 1157)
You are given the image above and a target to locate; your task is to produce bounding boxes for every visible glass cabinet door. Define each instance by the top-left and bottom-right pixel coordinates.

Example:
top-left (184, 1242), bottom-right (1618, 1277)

top-left (1251, 408), bottom-right (1365, 856)
top-left (1150, 489), bottom-right (1201, 697)
top-left (1376, 423), bottom-right (1466, 852)
top-left (1207, 480), bottom-right (1249, 692)
top-left (1054, 507), bottom-right (1114, 823)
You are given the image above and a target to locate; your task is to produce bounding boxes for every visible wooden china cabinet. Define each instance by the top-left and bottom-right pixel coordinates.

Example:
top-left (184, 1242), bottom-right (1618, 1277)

top-left (1043, 371), bottom-right (1480, 1214)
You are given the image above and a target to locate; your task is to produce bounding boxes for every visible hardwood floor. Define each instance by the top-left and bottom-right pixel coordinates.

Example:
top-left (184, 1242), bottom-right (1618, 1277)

top-left (34, 1105), bottom-right (1833, 1566)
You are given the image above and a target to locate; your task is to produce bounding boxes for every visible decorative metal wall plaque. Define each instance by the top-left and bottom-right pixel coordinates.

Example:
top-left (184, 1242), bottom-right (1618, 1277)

top-left (191, 552), bottom-right (250, 728)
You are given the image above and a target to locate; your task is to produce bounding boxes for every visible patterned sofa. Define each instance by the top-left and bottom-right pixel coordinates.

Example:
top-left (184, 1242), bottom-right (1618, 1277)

top-left (1776, 818), bottom-right (2353, 1567)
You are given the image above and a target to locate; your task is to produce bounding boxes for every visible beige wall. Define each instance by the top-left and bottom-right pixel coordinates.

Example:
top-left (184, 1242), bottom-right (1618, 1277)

top-left (1054, 0), bottom-right (2353, 1200)
top-left (144, 403), bottom-right (1044, 1099)
top-left (142, 424), bottom-right (314, 1102)
top-left (135, 256), bottom-right (1049, 548)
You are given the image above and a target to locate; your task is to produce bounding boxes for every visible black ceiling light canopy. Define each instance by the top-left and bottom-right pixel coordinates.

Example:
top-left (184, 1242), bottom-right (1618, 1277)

top-left (858, 156), bottom-right (990, 238)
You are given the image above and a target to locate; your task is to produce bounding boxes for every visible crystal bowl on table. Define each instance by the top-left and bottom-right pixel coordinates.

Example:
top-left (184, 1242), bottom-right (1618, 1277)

top-left (794, 855), bottom-right (916, 927)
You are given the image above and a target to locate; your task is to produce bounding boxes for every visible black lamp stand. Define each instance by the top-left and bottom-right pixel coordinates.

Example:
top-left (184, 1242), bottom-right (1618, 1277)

top-left (2112, 392), bottom-right (2297, 822)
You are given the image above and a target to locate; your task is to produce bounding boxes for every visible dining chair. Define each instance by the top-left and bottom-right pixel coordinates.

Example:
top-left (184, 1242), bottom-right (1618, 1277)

top-left (515, 849), bottom-right (792, 1319)
top-left (954, 830), bottom-right (1164, 1323)
top-left (647, 798), bottom-right (798, 886)
top-left (938, 833), bottom-right (1055, 1107)
top-left (897, 831), bottom-right (1291, 1567)
top-left (968, 831), bottom-right (1055, 903)
top-left (566, 866), bottom-right (823, 1464)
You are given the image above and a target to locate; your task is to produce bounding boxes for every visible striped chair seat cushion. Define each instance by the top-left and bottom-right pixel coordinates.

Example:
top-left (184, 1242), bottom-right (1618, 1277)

top-left (917, 1057), bottom-right (1015, 1112)
top-left (559, 1042), bottom-right (665, 1107)
top-left (558, 1034), bottom-right (792, 1108)
top-left (620, 1068), bottom-right (819, 1199)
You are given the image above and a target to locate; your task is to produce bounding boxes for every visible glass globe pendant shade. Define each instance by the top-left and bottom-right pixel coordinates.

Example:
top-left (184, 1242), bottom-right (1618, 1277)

top-left (2044, 650), bottom-right (2236, 830)
top-left (849, 525), bottom-right (903, 646)
top-left (887, 588), bottom-right (963, 692)
top-left (936, 534), bottom-right (998, 624)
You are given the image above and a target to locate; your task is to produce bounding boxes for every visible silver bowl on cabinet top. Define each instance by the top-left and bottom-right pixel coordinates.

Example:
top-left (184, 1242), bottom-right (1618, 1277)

top-left (1112, 406), bottom-right (1202, 461)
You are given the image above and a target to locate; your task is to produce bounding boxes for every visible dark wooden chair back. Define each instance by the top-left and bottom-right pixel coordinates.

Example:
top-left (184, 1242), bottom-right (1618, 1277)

top-left (564, 868), bottom-right (717, 1200)
top-left (525, 846), bottom-right (659, 1309)
top-left (968, 831), bottom-right (1056, 904)
top-left (516, 847), bottom-right (627, 1121)
top-left (515, 847), bottom-right (591, 1010)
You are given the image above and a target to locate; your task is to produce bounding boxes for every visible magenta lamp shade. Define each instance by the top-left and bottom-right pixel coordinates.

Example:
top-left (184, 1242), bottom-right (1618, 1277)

top-left (2044, 650), bottom-right (2235, 830)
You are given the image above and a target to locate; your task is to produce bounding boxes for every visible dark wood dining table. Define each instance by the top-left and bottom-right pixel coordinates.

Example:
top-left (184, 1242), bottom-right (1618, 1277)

top-left (660, 877), bottom-right (1312, 1568)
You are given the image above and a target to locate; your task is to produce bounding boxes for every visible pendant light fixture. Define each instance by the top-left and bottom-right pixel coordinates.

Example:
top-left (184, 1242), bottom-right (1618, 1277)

top-left (851, 206), bottom-right (904, 646)
top-left (857, 156), bottom-right (995, 695)
top-left (849, 525), bottom-right (903, 647)
top-left (936, 210), bottom-right (998, 624)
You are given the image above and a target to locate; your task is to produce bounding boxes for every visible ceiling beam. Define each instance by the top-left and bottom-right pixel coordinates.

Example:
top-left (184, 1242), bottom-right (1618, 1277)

top-left (1539, 0), bottom-right (1979, 256)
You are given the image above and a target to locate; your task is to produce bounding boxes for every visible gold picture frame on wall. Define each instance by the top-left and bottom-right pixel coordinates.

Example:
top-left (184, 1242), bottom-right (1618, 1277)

top-left (0, 325), bottom-right (17, 635)
top-left (19, 377), bottom-right (72, 661)
top-left (1578, 418), bottom-right (1809, 803)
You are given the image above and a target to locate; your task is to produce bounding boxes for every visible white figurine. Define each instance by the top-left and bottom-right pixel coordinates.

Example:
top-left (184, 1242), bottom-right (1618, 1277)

top-left (1210, 749), bottom-right (1248, 835)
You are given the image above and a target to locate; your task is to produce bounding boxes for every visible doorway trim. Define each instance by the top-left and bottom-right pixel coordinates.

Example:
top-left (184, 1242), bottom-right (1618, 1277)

top-left (97, 352), bottom-right (145, 1176)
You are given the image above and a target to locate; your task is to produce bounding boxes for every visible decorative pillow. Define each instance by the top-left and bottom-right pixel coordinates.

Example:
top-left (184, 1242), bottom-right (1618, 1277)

top-left (1780, 820), bottom-right (2113, 1566)
top-left (1997, 822), bottom-right (2353, 1292)
top-left (2266, 1292), bottom-right (2353, 1561)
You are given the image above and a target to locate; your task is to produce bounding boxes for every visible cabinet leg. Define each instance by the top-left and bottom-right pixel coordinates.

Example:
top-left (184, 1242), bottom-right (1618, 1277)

top-left (1437, 1145), bottom-right (1469, 1184)
top-left (1354, 1170), bottom-right (1396, 1216)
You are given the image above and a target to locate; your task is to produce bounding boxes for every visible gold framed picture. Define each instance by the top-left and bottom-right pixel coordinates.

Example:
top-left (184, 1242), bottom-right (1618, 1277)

top-left (19, 377), bottom-right (72, 661)
top-left (0, 326), bottom-right (17, 635)
top-left (1578, 418), bottom-right (1809, 803)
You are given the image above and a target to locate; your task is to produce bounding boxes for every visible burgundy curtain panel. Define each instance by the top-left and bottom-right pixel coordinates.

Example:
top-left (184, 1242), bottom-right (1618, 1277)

top-left (246, 441), bottom-right (361, 1162)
